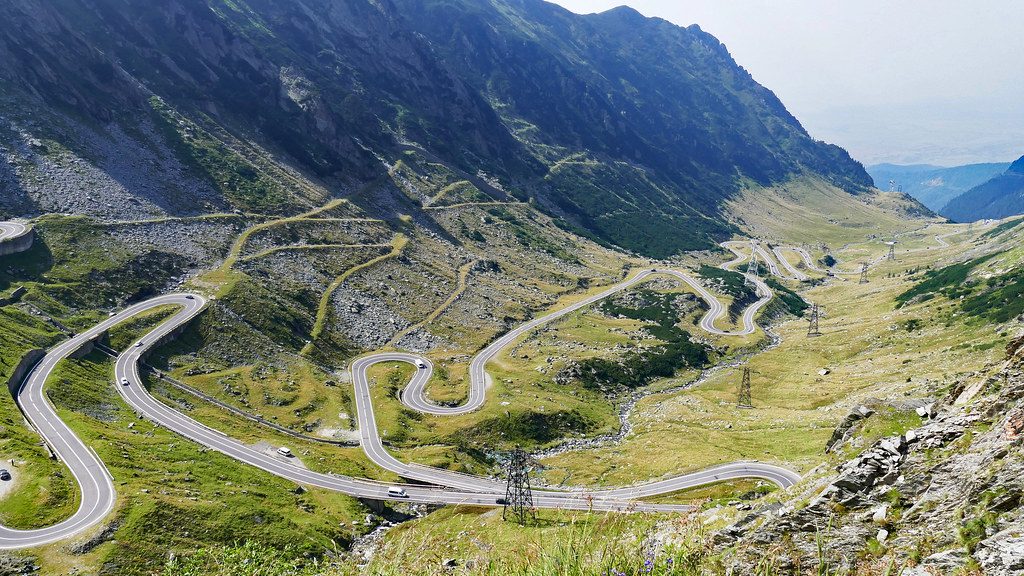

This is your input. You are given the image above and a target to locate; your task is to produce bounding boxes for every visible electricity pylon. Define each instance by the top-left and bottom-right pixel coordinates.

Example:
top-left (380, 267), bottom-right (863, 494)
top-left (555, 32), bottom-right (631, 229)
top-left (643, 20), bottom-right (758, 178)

top-left (737, 367), bottom-right (753, 408)
top-left (887, 242), bottom-right (896, 261)
top-left (807, 303), bottom-right (822, 337)
top-left (859, 263), bottom-right (869, 284)
top-left (746, 254), bottom-right (759, 286)
top-left (503, 446), bottom-right (535, 525)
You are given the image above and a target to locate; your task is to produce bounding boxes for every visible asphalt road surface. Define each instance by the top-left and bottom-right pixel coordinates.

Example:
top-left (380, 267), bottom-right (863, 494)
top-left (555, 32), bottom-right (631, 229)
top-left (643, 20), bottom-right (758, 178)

top-left (351, 244), bottom-right (792, 497)
top-left (0, 221), bottom-right (28, 242)
top-left (1, 234), bottom-right (809, 549)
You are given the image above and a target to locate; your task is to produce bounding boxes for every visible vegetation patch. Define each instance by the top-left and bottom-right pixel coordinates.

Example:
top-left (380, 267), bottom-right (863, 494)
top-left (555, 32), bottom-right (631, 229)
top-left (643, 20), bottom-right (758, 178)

top-left (450, 409), bottom-right (598, 447)
top-left (485, 207), bottom-right (579, 263)
top-left (698, 264), bottom-right (758, 321)
top-left (44, 349), bottom-right (366, 575)
top-left (895, 253), bottom-right (998, 306)
top-left (897, 250), bottom-right (1024, 324)
top-left (764, 277), bottom-right (808, 317)
top-left (149, 97), bottom-right (295, 214)
top-left (0, 216), bottom-right (191, 320)
top-left (162, 540), bottom-right (326, 576)
top-left (959, 267), bottom-right (1024, 323)
top-left (556, 291), bottom-right (711, 393)
top-left (543, 159), bottom-right (735, 258)
top-left (980, 217), bottom-right (1024, 240)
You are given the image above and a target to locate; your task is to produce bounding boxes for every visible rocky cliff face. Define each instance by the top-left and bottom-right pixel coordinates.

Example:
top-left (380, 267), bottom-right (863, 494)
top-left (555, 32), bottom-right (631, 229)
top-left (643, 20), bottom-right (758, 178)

top-left (716, 334), bottom-right (1024, 574)
top-left (0, 0), bottom-right (872, 257)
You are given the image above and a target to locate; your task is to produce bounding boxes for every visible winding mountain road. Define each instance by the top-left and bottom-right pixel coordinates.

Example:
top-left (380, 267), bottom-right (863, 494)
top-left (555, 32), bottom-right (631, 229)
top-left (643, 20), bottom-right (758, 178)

top-left (0, 222), bottom-right (28, 242)
top-left (2, 233), bottom-right (804, 550)
top-left (830, 226), bottom-right (964, 276)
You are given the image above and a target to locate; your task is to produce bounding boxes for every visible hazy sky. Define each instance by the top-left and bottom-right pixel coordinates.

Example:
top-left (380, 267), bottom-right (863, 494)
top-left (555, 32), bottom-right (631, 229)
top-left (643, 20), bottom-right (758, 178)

top-left (549, 1), bottom-right (1024, 166)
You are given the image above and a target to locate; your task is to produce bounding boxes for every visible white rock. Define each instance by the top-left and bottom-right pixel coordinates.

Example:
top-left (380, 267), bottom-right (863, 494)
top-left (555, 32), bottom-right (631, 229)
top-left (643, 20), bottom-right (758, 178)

top-left (877, 528), bottom-right (889, 542)
top-left (871, 505), bottom-right (888, 523)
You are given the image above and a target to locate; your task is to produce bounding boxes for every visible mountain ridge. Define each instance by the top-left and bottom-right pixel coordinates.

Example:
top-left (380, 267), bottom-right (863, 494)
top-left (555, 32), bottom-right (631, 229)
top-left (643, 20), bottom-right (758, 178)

top-left (866, 161), bottom-right (1011, 213)
top-left (943, 154), bottom-right (1024, 222)
top-left (1, 0), bottom-right (873, 257)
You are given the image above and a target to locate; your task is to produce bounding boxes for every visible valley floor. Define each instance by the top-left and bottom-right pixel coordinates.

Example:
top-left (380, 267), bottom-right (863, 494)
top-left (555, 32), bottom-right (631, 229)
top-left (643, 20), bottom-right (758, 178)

top-left (3, 193), bottom-right (1022, 574)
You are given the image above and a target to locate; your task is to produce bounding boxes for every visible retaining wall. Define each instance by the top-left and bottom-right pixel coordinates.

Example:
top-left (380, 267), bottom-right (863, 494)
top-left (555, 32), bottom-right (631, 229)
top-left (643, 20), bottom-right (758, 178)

top-left (0, 226), bottom-right (34, 256)
top-left (7, 348), bottom-right (45, 397)
top-left (69, 331), bottom-right (107, 360)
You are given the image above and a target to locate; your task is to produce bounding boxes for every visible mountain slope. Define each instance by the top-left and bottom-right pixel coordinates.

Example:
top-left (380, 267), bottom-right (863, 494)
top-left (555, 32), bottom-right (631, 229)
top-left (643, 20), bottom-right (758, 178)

top-left (0, 0), bottom-right (872, 258)
top-left (867, 162), bottom-right (1010, 212)
top-left (394, 0), bottom-right (873, 254)
top-left (942, 155), bottom-right (1024, 222)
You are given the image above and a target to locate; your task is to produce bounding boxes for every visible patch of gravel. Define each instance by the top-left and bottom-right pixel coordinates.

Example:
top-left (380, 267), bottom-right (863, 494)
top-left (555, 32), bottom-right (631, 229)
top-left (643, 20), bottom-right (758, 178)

top-left (392, 327), bottom-right (452, 353)
top-left (105, 218), bottom-right (249, 267)
top-left (242, 220), bottom-right (392, 257)
top-left (331, 287), bottom-right (413, 350)
top-left (0, 112), bottom-right (224, 219)
top-left (0, 553), bottom-right (38, 575)
top-left (0, 463), bottom-right (17, 501)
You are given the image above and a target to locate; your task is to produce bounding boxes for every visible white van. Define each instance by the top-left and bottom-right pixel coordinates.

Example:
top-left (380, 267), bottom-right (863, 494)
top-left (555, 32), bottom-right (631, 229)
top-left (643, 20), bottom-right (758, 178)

top-left (387, 486), bottom-right (408, 498)
top-left (415, 360), bottom-right (427, 369)
top-left (277, 447), bottom-right (293, 457)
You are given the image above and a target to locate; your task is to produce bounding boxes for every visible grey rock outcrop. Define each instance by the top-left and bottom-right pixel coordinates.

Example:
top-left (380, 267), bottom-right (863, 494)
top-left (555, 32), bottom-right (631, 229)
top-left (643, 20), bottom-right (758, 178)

top-left (718, 334), bottom-right (1024, 574)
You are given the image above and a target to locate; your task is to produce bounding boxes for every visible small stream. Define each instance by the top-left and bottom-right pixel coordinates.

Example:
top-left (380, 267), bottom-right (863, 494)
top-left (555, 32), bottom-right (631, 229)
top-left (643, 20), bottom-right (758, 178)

top-left (345, 504), bottom-right (437, 567)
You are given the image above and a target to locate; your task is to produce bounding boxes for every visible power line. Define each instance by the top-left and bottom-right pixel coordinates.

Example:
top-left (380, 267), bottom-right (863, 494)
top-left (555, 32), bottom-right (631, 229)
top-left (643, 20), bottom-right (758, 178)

top-left (503, 446), bottom-right (535, 525)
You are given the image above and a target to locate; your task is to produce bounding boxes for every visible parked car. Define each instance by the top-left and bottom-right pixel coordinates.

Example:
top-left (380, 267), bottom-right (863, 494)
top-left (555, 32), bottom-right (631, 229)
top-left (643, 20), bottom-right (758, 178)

top-left (277, 447), bottom-right (293, 457)
top-left (0, 469), bottom-right (11, 481)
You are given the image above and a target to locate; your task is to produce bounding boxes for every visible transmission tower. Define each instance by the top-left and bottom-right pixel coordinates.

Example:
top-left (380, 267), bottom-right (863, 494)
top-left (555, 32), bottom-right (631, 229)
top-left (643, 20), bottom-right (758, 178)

top-left (887, 242), bottom-right (896, 261)
top-left (745, 254), bottom-right (760, 286)
top-left (503, 446), bottom-right (535, 525)
top-left (807, 303), bottom-right (822, 337)
top-left (737, 367), bottom-right (753, 408)
top-left (888, 179), bottom-right (896, 192)
top-left (968, 222), bottom-right (974, 234)
top-left (859, 263), bottom-right (869, 284)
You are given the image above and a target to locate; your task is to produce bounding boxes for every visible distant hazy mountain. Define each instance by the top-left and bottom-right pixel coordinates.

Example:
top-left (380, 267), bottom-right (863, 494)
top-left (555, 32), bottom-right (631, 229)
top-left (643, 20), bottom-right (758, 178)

top-left (942, 156), bottom-right (1024, 222)
top-left (867, 162), bottom-right (1010, 212)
